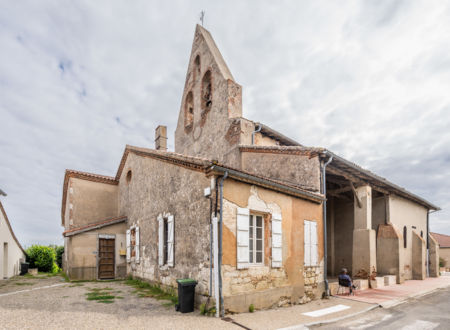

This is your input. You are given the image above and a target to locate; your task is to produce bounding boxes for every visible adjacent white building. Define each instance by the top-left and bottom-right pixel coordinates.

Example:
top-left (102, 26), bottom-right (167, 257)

top-left (0, 201), bottom-right (26, 279)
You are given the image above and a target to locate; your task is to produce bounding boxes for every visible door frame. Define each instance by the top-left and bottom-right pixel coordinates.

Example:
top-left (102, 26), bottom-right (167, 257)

top-left (97, 234), bottom-right (116, 280)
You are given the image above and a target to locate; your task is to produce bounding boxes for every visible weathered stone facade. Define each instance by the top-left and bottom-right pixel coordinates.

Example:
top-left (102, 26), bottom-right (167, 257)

top-left (118, 151), bottom-right (212, 296)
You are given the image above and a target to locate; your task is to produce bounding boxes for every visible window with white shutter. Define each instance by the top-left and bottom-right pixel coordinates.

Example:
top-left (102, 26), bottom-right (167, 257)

top-left (271, 213), bottom-right (282, 268)
top-left (158, 214), bottom-right (174, 267)
top-left (249, 214), bottom-right (264, 265)
top-left (304, 220), bottom-right (318, 266)
top-left (236, 207), bottom-right (250, 269)
top-left (158, 215), bottom-right (164, 266)
top-left (135, 227), bottom-right (140, 263)
top-left (167, 215), bottom-right (174, 267)
top-left (126, 229), bottom-right (131, 262)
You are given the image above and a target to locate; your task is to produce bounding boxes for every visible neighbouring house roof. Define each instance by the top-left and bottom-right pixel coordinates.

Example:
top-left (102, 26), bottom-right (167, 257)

top-left (63, 216), bottom-right (127, 237)
top-left (0, 201), bottom-right (26, 255)
top-left (430, 232), bottom-right (450, 248)
top-left (116, 145), bottom-right (324, 204)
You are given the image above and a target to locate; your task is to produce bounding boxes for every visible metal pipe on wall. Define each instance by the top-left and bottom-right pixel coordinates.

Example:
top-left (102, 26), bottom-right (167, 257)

top-left (218, 172), bottom-right (228, 317)
top-left (321, 155), bottom-right (333, 297)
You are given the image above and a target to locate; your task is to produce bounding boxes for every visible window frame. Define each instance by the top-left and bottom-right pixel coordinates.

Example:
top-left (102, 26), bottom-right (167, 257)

top-left (248, 213), bottom-right (264, 266)
top-left (163, 217), bottom-right (169, 265)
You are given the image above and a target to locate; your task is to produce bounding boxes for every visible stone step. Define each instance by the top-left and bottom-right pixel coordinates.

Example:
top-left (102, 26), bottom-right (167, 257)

top-left (370, 276), bottom-right (385, 289)
top-left (384, 275), bottom-right (396, 286)
top-left (329, 279), bottom-right (369, 295)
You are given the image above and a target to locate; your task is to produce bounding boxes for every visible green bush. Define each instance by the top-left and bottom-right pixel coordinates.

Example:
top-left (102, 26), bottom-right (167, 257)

top-left (55, 246), bottom-right (64, 269)
top-left (26, 245), bottom-right (59, 273)
top-left (439, 257), bottom-right (446, 268)
top-left (249, 304), bottom-right (255, 313)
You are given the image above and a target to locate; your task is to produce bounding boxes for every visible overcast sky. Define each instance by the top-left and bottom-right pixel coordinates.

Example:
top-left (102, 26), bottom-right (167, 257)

top-left (1, 0), bottom-right (449, 246)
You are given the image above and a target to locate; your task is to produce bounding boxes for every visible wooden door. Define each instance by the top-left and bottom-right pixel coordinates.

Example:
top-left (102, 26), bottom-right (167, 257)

top-left (98, 238), bottom-right (115, 279)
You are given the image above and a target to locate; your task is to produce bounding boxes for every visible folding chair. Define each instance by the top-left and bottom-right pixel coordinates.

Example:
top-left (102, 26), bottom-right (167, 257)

top-left (337, 278), bottom-right (354, 296)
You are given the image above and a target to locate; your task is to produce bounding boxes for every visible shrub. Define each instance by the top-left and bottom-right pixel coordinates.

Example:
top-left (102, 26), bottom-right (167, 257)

top-left (26, 245), bottom-right (59, 273)
top-left (55, 246), bottom-right (64, 269)
top-left (249, 304), bottom-right (255, 313)
top-left (439, 257), bottom-right (446, 268)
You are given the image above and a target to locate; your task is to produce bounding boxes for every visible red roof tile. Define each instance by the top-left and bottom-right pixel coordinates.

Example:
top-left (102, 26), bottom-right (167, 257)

top-left (430, 232), bottom-right (450, 248)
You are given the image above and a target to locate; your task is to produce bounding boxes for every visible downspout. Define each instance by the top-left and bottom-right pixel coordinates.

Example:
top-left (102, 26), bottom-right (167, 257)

top-left (322, 155), bottom-right (333, 297)
top-left (251, 124), bottom-right (262, 145)
top-left (218, 171), bottom-right (228, 317)
top-left (208, 181), bottom-right (214, 307)
top-left (426, 210), bottom-right (430, 277)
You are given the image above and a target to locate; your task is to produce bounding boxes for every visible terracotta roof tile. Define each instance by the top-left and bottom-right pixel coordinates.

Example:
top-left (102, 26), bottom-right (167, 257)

top-left (63, 216), bottom-right (127, 237)
top-left (430, 232), bottom-right (450, 248)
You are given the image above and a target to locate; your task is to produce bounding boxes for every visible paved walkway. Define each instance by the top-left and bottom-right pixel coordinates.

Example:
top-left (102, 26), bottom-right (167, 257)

top-left (336, 276), bottom-right (450, 307)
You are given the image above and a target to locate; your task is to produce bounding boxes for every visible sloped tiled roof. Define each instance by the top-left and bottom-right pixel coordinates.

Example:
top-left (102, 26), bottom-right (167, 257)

top-left (63, 216), bottom-right (127, 237)
top-left (0, 201), bottom-right (26, 255)
top-left (430, 232), bottom-right (450, 248)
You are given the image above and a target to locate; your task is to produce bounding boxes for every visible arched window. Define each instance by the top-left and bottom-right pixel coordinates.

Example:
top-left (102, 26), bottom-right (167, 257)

top-left (403, 226), bottom-right (407, 248)
top-left (194, 55), bottom-right (201, 81)
top-left (126, 170), bottom-right (132, 184)
top-left (421, 230), bottom-right (423, 238)
top-left (184, 91), bottom-right (194, 132)
top-left (200, 70), bottom-right (212, 126)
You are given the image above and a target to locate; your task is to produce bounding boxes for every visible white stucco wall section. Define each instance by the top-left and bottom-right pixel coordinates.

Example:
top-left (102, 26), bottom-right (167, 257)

top-left (389, 194), bottom-right (428, 280)
top-left (0, 203), bottom-right (26, 279)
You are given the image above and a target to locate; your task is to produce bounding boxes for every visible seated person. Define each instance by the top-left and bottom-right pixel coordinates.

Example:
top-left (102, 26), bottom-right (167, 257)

top-left (338, 268), bottom-right (357, 294)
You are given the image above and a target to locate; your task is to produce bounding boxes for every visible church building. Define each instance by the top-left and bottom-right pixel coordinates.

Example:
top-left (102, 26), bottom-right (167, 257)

top-left (61, 25), bottom-right (440, 314)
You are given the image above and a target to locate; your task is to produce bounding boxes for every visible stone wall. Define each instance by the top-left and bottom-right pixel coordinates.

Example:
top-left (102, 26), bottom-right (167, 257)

top-left (221, 179), bottom-right (324, 312)
top-left (118, 153), bottom-right (212, 295)
top-left (68, 178), bottom-right (118, 229)
top-left (241, 151), bottom-right (321, 192)
top-left (389, 194), bottom-right (428, 280)
top-left (428, 234), bottom-right (440, 277)
top-left (412, 230), bottom-right (426, 280)
top-left (376, 223), bottom-right (404, 283)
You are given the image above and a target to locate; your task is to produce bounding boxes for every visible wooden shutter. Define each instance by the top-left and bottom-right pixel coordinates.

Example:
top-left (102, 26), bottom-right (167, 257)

top-left (236, 207), bottom-right (250, 269)
top-left (271, 213), bottom-right (283, 268)
top-left (167, 215), bottom-right (174, 267)
top-left (158, 216), bottom-right (164, 266)
top-left (304, 221), bottom-right (311, 266)
top-left (135, 227), bottom-right (140, 263)
top-left (311, 221), bottom-right (318, 266)
top-left (126, 229), bottom-right (131, 262)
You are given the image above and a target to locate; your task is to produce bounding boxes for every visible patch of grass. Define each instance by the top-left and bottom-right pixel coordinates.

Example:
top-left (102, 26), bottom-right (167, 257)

top-left (69, 283), bottom-right (84, 287)
top-left (15, 282), bottom-right (33, 286)
top-left (62, 296), bottom-right (69, 298)
top-left (85, 287), bottom-right (117, 304)
top-left (125, 277), bottom-right (178, 307)
top-left (200, 303), bottom-right (217, 316)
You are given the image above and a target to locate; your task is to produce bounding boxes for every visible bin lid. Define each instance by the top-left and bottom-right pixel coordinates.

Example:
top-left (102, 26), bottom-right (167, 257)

top-left (177, 278), bottom-right (197, 285)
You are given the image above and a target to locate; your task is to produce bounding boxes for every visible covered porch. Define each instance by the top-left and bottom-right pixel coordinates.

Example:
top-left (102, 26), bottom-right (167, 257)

top-left (323, 153), bottom-right (440, 285)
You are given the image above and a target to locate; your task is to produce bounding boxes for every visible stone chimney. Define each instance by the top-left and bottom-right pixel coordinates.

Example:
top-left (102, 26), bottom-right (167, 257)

top-left (155, 125), bottom-right (167, 151)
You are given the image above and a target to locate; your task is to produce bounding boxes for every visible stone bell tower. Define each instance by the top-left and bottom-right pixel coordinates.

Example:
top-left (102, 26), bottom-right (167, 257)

top-left (174, 25), bottom-right (243, 163)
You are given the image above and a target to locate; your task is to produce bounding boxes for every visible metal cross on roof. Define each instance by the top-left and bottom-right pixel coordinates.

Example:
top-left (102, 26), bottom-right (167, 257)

top-left (200, 10), bottom-right (205, 26)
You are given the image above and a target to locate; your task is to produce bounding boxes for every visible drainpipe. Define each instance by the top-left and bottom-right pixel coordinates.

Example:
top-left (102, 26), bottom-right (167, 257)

top-left (218, 171), bottom-right (228, 317)
top-left (251, 124), bottom-right (262, 145)
top-left (322, 155), bottom-right (333, 297)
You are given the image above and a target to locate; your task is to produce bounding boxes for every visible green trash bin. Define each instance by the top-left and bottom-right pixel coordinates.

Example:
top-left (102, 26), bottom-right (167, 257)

top-left (176, 279), bottom-right (197, 313)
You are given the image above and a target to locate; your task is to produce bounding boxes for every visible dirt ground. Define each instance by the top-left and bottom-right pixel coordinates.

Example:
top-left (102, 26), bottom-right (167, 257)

top-left (0, 274), bottom-right (237, 330)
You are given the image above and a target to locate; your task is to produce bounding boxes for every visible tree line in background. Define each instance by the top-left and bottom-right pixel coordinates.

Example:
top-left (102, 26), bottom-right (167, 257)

top-left (25, 245), bottom-right (64, 273)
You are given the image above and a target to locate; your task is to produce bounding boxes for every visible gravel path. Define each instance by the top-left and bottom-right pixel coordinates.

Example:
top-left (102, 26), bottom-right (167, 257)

top-left (0, 275), bottom-right (238, 330)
